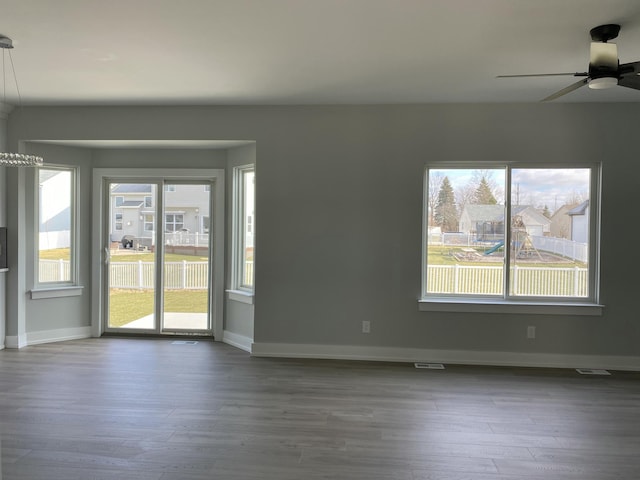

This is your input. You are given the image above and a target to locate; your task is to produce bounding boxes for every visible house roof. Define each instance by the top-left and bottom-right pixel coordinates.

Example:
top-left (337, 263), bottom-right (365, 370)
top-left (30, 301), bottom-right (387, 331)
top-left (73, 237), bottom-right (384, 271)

top-left (567, 200), bottom-right (589, 216)
top-left (462, 204), bottom-right (550, 225)
top-left (513, 206), bottom-right (551, 226)
top-left (461, 205), bottom-right (504, 223)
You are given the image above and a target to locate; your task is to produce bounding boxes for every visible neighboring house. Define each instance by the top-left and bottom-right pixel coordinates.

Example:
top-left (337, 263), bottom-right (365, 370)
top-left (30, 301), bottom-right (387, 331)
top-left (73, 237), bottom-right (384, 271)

top-left (459, 204), bottom-right (550, 239)
top-left (549, 203), bottom-right (578, 239)
top-left (567, 200), bottom-right (589, 244)
top-left (458, 205), bottom-right (504, 240)
top-left (39, 170), bottom-right (71, 250)
top-left (110, 184), bottom-right (211, 245)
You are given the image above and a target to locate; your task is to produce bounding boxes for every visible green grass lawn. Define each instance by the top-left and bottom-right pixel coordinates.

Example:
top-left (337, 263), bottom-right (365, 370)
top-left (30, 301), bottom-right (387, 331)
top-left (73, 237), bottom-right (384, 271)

top-left (427, 245), bottom-right (585, 268)
top-left (39, 248), bottom-right (71, 261)
top-left (108, 289), bottom-right (208, 327)
top-left (40, 248), bottom-right (207, 263)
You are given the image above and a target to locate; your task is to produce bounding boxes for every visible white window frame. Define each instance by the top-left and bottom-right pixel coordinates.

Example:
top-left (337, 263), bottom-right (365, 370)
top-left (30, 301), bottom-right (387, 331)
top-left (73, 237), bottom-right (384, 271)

top-left (230, 164), bottom-right (255, 294)
top-left (34, 164), bottom-right (79, 289)
top-left (420, 162), bottom-right (603, 316)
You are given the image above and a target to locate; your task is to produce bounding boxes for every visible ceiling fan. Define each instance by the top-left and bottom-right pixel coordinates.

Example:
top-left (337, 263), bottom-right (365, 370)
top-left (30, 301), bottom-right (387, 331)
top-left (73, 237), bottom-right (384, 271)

top-left (498, 24), bottom-right (640, 101)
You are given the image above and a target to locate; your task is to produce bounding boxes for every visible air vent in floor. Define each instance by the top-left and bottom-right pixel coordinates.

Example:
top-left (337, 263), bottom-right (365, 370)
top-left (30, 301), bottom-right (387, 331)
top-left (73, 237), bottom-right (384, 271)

top-left (576, 368), bottom-right (610, 375)
top-left (171, 340), bottom-right (199, 345)
top-left (414, 363), bottom-right (445, 369)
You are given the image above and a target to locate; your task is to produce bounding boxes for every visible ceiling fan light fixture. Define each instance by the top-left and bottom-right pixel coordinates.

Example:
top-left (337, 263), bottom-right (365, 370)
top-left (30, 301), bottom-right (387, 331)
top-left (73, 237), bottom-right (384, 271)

top-left (588, 76), bottom-right (618, 89)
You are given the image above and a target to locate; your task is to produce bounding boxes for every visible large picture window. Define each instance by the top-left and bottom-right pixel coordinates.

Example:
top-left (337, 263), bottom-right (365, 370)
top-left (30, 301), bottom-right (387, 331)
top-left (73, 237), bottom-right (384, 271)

top-left (423, 164), bottom-right (599, 303)
top-left (37, 166), bottom-right (77, 284)
top-left (232, 165), bottom-right (255, 291)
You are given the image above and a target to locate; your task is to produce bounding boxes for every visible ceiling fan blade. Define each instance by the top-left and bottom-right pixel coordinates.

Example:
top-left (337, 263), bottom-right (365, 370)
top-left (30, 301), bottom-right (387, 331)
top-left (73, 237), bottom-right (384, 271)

top-left (618, 61), bottom-right (640, 90)
top-left (497, 72), bottom-right (588, 78)
top-left (541, 78), bottom-right (589, 102)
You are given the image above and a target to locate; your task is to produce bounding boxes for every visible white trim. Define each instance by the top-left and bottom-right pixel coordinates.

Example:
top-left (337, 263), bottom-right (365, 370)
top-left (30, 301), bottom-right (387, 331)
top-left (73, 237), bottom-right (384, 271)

top-left (226, 289), bottom-right (254, 304)
top-left (418, 298), bottom-right (604, 316)
top-left (92, 168), bottom-right (225, 340)
top-left (422, 162), bottom-right (602, 305)
top-left (231, 165), bottom-right (255, 291)
top-left (251, 342), bottom-right (640, 372)
top-left (223, 330), bottom-right (253, 352)
top-left (30, 285), bottom-right (84, 300)
top-left (5, 334), bottom-right (28, 349)
top-left (26, 326), bottom-right (91, 346)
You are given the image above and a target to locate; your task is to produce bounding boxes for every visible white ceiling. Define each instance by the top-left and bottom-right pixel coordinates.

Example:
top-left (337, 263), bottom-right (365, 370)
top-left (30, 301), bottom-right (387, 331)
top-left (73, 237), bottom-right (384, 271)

top-left (2, 0), bottom-right (640, 105)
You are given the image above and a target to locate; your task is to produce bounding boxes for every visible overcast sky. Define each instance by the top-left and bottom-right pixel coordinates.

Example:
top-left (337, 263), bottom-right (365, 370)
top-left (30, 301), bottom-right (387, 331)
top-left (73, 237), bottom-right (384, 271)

top-left (432, 168), bottom-right (590, 213)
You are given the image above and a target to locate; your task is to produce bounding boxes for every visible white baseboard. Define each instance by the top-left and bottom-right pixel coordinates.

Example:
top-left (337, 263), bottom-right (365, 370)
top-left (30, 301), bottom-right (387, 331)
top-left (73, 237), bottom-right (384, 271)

top-left (222, 330), bottom-right (253, 353)
top-left (26, 326), bottom-right (92, 346)
top-left (5, 334), bottom-right (28, 349)
top-left (251, 342), bottom-right (640, 371)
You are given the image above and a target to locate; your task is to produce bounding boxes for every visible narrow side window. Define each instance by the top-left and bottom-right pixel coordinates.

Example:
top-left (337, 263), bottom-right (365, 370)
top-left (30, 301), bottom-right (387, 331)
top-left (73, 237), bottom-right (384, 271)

top-left (37, 166), bottom-right (77, 285)
top-left (233, 165), bottom-right (255, 291)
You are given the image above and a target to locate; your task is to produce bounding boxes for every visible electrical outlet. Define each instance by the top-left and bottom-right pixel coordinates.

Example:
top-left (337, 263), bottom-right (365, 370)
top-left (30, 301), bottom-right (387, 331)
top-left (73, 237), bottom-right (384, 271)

top-left (527, 325), bottom-right (536, 339)
top-left (362, 320), bottom-right (370, 334)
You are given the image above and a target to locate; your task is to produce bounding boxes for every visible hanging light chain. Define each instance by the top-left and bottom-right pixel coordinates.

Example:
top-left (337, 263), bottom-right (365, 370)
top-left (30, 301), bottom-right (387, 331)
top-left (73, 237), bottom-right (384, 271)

top-left (0, 34), bottom-right (43, 167)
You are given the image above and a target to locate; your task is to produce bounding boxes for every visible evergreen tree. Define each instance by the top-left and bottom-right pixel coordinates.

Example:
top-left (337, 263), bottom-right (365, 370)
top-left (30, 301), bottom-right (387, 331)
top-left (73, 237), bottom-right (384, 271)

top-left (542, 205), bottom-right (551, 218)
top-left (474, 177), bottom-right (497, 204)
top-left (434, 176), bottom-right (458, 232)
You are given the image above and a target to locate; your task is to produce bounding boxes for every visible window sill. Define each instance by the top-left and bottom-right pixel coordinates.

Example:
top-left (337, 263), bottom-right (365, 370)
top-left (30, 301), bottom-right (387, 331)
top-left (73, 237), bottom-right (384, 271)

top-left (30, 286), bottom-right (84, 300)
top-left (419, 298), bottom-right (604, 316)
top-left (226, 289), bottom-right (254, 305)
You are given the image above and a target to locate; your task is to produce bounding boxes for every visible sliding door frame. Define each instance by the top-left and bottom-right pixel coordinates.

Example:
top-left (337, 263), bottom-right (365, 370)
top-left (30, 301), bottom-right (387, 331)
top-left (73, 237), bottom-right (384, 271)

top-left (91, 168), bottom-right (225, 340)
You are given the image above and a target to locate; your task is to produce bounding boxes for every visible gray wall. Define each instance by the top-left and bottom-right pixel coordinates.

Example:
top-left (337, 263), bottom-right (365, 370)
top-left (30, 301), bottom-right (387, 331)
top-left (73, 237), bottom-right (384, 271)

top-left (5, 104), bottom-right (640, 360)
top-left (23, 144), bottom-right (92, 334)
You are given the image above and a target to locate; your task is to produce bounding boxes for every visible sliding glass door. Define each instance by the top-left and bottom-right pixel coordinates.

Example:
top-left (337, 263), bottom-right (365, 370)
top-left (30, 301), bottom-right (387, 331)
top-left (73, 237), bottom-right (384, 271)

top-left (162, 183), bottom-right (211, 332)
top-left (104, 179), bottom-right (213, 334)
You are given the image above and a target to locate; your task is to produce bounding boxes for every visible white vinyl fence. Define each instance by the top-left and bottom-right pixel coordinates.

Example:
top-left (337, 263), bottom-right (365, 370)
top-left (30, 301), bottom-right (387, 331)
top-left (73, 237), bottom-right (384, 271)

top-left (426, 264), bottom-right (588, 297)
top-left (110, 261), bottom-right (208, 289)
top-left (39, 259), bottom-right (254, 289)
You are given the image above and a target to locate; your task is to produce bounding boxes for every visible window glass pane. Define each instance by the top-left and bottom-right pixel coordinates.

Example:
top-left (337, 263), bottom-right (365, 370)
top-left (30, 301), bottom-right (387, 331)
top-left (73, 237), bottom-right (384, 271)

top-left (165, 213), bottom-right (185, 232)
top-left (115, 212), bottom-right (123, 231)
top-left (38, 168), bottom-right (73, 283)
top-left (144, 215), bottom-right (154, 231)
top-left (425, 168), bottom-right (505, 296)
top-left (241, 169), bottom-right (255, 288)
top-left (509, 168), bottom-right (590, 297)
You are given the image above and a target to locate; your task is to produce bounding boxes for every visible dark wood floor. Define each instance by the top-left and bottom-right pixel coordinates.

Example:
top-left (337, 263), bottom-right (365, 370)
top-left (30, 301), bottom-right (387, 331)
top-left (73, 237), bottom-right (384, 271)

top-left (1, 338), bottom-right (640, 479)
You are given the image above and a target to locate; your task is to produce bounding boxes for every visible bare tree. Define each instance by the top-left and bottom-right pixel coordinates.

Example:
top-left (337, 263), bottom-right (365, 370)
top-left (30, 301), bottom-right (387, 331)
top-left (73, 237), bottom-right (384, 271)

top-left (566, 190), bottom-right (586, 206)
top-left (455, 183), bottom-right (476, 215)
top-left (427, 171), bottom-right (444, 226)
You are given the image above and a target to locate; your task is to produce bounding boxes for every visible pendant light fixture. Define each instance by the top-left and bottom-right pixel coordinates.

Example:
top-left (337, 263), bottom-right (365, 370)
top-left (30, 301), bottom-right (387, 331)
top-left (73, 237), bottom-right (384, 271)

top-left (0, 34), bottom-right (43, 167)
